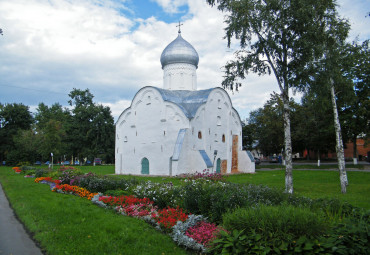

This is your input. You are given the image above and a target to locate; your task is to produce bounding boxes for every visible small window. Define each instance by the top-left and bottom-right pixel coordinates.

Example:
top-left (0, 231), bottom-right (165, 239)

top-left (124, 136), bottom-right (128, 142)
top-left (164, 131), bottom-right (166, 136)
top-left (217, 116), bottom-right (221, 126)
top-left (222, 134), bottom-right (225, 143)
top-left (198, 131), bottom-right (202, 139)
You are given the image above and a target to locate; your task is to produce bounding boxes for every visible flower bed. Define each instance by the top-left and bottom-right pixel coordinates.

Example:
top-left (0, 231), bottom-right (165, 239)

top-left (52, 184), bottom-right (98, 200)
top-left (155, 206), bottom-right (189, 229)
top-left (185, 221), bottom-right (225, 247)
top-left (13, 167), bottom-right (22, 173)
top-left (31, 172), bottom-right (228, 252)
top-left (35, 177), bottom-right (61, 184)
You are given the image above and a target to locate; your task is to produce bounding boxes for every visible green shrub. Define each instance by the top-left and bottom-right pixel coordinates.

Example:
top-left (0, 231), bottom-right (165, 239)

top-left (209, 204), bottom-right (333, 255)
top-left (104, 189), bottom-right (131, 197)
top-left (179, 181), bottom-right (288, 223)
top-left (208, 229), bottom-right (328, 255)
top-left (222, 204), bottom-right (329, 240)
top-left (78, 175), bottom-right (141, 193)
top-left (133, 181), bottom-right (180, 208)
top-left (58, 168), bottom-right (84, 184)
top-left (321, 210), bottom-right (370, 255)
top-left (34, 168), bottom-right (48, 177)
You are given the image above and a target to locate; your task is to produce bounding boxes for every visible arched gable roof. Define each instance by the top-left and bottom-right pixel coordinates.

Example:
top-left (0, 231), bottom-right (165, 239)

top-left (154, 87), bottom-right (213, 119)
top-left (116, 86), bottom-right (242, 124)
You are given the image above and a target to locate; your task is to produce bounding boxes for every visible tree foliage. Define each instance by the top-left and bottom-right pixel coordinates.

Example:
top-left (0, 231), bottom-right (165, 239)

top-left (0, 103), bottom-right (33, 163)
top-left (206, 0), bottom-right (342, 193)
top-left (340, 40), bottom-right (370, 154)
top-left (0, 89), bottom-right (115, 165)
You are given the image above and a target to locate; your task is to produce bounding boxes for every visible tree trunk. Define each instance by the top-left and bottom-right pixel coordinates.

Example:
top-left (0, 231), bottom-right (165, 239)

top-left (330, 79), bottom-right (348, 193)
top-left (282, 91), bottom-right (293, 194)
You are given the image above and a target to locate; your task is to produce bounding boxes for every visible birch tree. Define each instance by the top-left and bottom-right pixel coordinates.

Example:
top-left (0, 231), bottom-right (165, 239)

top-left (304, 13), bottom-right (351, 193)
top-left (206, 0), bottom-right (341, 193)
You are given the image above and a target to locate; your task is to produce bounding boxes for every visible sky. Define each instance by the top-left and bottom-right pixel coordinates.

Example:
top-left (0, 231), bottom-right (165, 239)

top-left (0, 0), bottom-right (369, 122)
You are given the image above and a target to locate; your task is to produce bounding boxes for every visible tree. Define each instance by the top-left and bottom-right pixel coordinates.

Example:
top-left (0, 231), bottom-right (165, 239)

top-left (298, 88), bottom-right (336, 160)
top-left (206, 0), bottom-right (340, 193)
top-left (249, 93), bottom-right (284, 156)
top-left (34, 103), bottom-right (70, 162)
top-left (302, 13), bottom-right (351, 193)
top-left (67, 88), bottom-right (115, 163)
top-left (0, 103), bottom-right (33, 163)
top-left (248, 93), bottom-right (304, 158)
top-left (7, 128), bottom-right (41, 165)
top-left (340, 40), bottom-right (370, 160)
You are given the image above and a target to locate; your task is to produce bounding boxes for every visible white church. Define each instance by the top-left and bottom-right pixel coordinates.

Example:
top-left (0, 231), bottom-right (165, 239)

top-left (115, 27), bottom-right (255, 176)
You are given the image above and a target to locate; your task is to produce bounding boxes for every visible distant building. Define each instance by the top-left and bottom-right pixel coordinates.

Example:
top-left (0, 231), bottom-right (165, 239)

top-left (303, 138), bottom-right (369, 161)
top-left (115, 28), bottom-right (255, 175)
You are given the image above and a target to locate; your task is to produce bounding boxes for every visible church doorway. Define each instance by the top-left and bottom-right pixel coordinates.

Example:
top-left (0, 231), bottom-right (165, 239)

top-left (216, 158), bottom-right (221, 173)
top-left (141, 157), bottom-right (149, 174)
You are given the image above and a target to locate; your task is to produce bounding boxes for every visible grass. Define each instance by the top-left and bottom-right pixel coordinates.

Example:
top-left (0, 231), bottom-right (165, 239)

top-left (256, 163), bottom-right (365, 170)
top-left (0, 167), bottom-right (188, 255)
top-left (226, 170), bottom-right (370, 209)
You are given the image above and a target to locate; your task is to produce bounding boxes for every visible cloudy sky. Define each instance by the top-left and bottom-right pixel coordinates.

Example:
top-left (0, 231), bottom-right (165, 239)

top-left (0, 0), bottom-right (369, 122)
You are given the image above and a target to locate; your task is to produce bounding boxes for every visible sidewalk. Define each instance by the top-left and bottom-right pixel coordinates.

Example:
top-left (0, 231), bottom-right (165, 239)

top-left (0, 183), bottom-right (43, 255)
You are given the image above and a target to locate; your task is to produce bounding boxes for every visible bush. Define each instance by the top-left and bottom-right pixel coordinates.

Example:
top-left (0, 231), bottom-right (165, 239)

top-left (209, 229), bottom-right (326, 255)
top-left (35, 168), bottom-right (48, 178)
top-left (104, 189), bottom-right (131, 197)
top-left (222, 204), bottom-right (329, 240)
top-left (58, 169), bottom-right (84, 184)
top-left (321, 210), bottom-right (370, 255)
top-left (178, 181), bottom-right (287, 223)
top-left (133, 181), bottom-right (180, 209)
top-left (78, 175), bottom-right (140, 193)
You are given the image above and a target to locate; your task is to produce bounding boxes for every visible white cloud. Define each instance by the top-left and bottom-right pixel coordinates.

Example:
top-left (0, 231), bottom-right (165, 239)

top-left (0, 0), bottom-right (368, 123)
top-left (101, 99), bottom-right (132, 122)
top-left (150, 0), bottom-right (188, 13)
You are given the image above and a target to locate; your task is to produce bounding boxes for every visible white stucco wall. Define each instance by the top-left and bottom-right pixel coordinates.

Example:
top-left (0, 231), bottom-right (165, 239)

top-left (186, 88), bottom-right (245, 174)
top-left (115, 87), bottom-right (189, 175)
top-left (163, 63), bottom-right (197, 90)
top-left (115, 87), bottom-right (255, 176)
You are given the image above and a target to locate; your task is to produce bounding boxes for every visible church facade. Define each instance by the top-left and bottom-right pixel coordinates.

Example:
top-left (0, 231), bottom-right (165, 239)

top-left (115, 29), bottom-right (255, 176)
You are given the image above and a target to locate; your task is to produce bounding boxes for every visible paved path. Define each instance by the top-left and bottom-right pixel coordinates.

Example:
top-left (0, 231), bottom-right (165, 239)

top-left (0, 183), bottom-right (43, 255)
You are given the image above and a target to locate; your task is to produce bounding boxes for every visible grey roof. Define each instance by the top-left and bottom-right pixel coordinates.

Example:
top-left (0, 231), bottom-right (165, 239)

top-left (155, 87), bottom-right (214, 119)
top-left (160, 33), bottom-right (199, 69)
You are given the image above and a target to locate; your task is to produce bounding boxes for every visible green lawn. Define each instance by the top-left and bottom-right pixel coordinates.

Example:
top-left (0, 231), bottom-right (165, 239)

top-left (256, 163), bottom-right (365, 170)
top-left (226, 170), bottom-right (370, 209)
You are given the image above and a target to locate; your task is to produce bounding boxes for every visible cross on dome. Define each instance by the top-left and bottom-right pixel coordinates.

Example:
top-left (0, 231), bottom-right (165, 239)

top-left (176, 21), bottom-right (183, 34)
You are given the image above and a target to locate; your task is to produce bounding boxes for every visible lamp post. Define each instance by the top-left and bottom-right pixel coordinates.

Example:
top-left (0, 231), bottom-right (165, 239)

top-left (51, 153), bottom-right (53, 169)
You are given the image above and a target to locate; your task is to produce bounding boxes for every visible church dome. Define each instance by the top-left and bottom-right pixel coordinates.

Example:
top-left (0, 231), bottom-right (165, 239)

top-left (160, 33), bottom-right (199, 69)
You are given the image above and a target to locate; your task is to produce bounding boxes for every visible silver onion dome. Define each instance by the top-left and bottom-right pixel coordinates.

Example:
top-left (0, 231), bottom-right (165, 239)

top-left (160, 32), bottom-right (199, 69)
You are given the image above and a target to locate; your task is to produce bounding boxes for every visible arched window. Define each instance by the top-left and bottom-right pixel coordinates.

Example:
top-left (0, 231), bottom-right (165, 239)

top-left (222, 134), bottom-right (225, 143)
top-left (198, 131), bottom-right (202, 139)
top-left (141, 158), bottom-right (149, 174)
